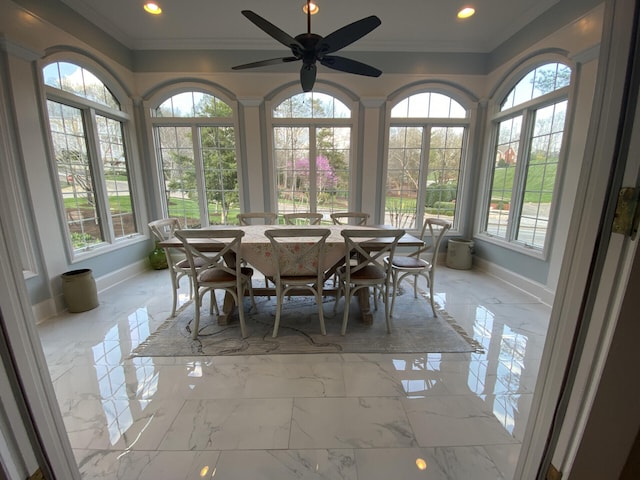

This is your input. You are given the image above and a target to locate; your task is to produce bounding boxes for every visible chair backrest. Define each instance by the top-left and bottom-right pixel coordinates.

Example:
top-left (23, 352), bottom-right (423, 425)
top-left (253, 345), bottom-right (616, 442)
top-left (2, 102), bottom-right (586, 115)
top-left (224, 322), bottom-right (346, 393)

top-left (149, 218), bottom-right (186, 266)
top-left (148, 218), bottom-right (181, 242)
top-left (174, 229), bottom-right (245, 281)
top-left (237, 212), bottom-right (278, 225)
top-left (341, 228), bottom-right (406, 280)
top-left (330, 212), bottom-right (370, 225)
top-left (415, 218), bottom-right (452, 264)
top-left (283, 212), bottom-right (323, 225)
top-left (264, 228), bottom-right (331, 279)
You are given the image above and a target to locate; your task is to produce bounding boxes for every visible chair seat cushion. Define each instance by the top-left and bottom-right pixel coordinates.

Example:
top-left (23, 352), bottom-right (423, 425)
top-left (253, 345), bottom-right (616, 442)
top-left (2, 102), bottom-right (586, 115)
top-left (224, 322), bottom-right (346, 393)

top-left (176, 257), bottom-right (208, 269)
top-left (198, 269), bottom-right (236, 282)
top-left (344, 265), bottom-right (386, 281)
top-left (391, 256), bottom-right (430, 269)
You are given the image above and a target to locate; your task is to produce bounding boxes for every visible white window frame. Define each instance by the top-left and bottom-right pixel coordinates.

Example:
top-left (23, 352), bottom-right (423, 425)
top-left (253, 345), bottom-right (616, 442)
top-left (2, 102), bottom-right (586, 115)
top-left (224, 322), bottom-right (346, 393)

top-left (147, 85), bottom-right (243, 227)
top-left (40, 56), bottom-right (143, 261)
top-left (478, 59), bottom-right (573, 258)
top-left (383, 84), bottom-right (476, 236)
top-left (266, 84), bottom-right (359, 216)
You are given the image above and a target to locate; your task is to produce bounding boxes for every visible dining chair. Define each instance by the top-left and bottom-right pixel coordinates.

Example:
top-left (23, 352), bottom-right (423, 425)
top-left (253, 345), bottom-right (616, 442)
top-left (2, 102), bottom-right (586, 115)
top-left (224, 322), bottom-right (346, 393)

top-left (385, 217), bottom-right (451, 317)
top-left (330, 211), bottom-right (370, 225)
top-left (237, 212), bottom-right (278, 225)
top-left (174, 229), bottom-right (256, 339)
top-left (237, 212), bottom-right (279, 296)
top-left (283, 212), bottom-right (323, 225)
top-left (334, 228), bottom-right (405, 335)
top-left (328, 212), bottom-right (370, 287)
top-left (264, 228), bottom-right (331, 337)
top-left (148, 218), bottom-right (206, 317)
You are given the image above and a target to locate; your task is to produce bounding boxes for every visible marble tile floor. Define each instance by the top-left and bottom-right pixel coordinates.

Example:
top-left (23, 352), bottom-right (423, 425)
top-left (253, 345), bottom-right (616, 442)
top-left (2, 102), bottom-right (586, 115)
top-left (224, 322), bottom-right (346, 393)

top-left (37, 266), bottom-right (551, 480)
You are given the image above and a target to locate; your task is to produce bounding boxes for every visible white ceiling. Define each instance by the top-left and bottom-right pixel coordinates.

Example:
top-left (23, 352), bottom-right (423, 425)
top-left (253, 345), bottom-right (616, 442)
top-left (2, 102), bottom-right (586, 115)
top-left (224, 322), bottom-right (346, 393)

top-left (58, 0), bottom-right (563, 53)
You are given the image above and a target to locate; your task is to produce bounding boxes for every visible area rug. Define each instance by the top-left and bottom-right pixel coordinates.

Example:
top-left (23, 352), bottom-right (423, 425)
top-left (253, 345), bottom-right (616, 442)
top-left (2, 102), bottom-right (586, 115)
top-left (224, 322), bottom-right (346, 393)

top-left (130, 287), bottom-right (484, 357)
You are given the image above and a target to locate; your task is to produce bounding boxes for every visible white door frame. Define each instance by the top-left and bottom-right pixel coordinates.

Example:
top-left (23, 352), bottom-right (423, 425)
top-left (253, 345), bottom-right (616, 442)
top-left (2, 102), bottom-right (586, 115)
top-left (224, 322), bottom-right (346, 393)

top-left (517, 0), bottom-right (640, 477)
top-left (0, 1), bottom-right (637, 478)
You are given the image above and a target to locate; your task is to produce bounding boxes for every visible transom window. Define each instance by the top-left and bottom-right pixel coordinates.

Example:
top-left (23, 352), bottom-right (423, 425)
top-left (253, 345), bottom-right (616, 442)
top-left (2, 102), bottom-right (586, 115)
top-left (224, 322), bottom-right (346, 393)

top-left (385, 91), bottom-right (469, 231)
top-left (151, 90), bottom-right (239, 227)
top-left (482, 62), bottom-right (571, 251)
top-left (43, 61), bottom-right (138, 254)
top-left (272, 92), bottom-right (352, 219)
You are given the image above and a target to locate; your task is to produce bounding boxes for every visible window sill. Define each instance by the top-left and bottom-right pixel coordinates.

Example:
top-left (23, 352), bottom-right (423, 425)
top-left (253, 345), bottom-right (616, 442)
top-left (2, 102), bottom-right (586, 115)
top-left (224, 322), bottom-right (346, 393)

top-left (476, 233), bottom-right (547, 260)
top-left (70, 234), bottom-right (147, 263)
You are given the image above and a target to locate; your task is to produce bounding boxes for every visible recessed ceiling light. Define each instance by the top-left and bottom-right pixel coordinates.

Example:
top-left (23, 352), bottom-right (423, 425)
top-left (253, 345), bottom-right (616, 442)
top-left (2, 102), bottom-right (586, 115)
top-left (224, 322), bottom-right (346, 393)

top-left (144, 2), bottom-right (162, 15)
top-left (302, 2), bottom-right (319, 15)
top-left (457, 7), bottom-right (475, 19)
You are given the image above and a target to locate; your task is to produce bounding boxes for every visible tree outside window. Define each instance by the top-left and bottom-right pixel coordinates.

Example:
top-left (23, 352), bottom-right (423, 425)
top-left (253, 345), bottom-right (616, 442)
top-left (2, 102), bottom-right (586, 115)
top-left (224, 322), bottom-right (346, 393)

top-left (153, 92), bottom-right (239, 227)
top-left (385, 91), bottom-right (468, 231)
top-left (273, 92), bottom-right (351, 219)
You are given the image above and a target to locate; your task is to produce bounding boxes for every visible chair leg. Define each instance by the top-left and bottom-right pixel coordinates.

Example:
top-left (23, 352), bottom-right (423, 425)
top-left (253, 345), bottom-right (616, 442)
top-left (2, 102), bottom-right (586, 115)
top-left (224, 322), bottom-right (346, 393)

top-left (248, 281), bottom-right (257, 311)
top-left (192, 290), bottom-right (202, 339)
top-left (429, 273), bottom-right (438, 317)
top-left (389, 269), bottom-right (398, 317)
top-left (169, 271), bottom-right (179, 317)
top-left (235, 291), bottom-right (248, 338)
top-left (341, 287), bottom-right (351, 335)
top-left (333, 281), bottom-right (342, 314)
top-left (210, 289), bottom-right (219, 315)
top-left (383, 283), bottom-right (392, 333)
top-left (272, 286), bottom-right (283, 338)
top-left (316, 288), bottom-right (326, 335)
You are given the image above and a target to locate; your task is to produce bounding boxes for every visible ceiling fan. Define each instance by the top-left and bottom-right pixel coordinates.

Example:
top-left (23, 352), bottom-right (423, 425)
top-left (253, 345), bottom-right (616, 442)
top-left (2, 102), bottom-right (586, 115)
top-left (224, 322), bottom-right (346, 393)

top-left (231, 0), bottom-right (382, 92)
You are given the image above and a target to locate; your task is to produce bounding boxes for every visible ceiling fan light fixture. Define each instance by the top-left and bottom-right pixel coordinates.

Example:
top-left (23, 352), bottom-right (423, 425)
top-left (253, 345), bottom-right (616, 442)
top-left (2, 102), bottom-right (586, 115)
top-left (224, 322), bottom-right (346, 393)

top-left (457, 7), bottom-right (475, 19)
top-left (302, 2), bottom-right (319, 15)
top-left (143, 2), bottom-right (162, 15)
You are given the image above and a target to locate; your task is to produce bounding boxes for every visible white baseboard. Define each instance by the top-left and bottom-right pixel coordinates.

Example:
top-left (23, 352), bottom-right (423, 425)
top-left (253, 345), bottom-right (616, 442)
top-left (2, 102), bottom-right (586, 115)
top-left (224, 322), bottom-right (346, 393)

top-left (32, 260), bottom-right (150, 323)
top-left (95, 260), bottom-right (149, 293)
top-left (473, 256), bottom-right (555, 307)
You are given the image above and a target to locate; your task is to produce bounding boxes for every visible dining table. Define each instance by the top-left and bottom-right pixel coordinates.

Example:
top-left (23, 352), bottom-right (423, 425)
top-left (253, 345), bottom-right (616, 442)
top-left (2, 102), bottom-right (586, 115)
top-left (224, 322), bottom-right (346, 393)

top-left (158, 224), bottom-right (423, 325)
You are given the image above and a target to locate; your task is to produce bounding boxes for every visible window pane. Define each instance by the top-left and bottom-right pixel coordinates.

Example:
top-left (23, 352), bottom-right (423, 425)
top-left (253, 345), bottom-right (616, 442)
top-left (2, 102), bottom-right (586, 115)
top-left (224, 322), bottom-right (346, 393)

top-left (200, 126), bottom-right (239, 225)
top-left (154, 92), bottom-right (237, 227)
top-left (273, 92), bottom-right (351, 118)
top-left (486, 116), bottom-right (522, 238)
top-left (516, 101), bottom-right (567, 247)
top-left (43, 62), bottom-right (119, 109)
top-left (273, 93), bottom-right (352, 218)
top-left (96, 115), bottom-right (136, 238)
top-left (156, 126), bottom-right (201, 227)
top-left (385, 126), bottom-right (423, 229)
top-left (391, 92), bottom-right (466, 118)
top-left (501, 63), bottom-right (571, 111)
top-left (426, 127), bottom-right (463, 219)
top-left (275, 127), bottom-right (311, 214)
top-left (155, 92), bottom-right (231, 118)
top-left (47, 100), bottom-right (105, 249)
top-left (317, 127), bottom-right (350, 215)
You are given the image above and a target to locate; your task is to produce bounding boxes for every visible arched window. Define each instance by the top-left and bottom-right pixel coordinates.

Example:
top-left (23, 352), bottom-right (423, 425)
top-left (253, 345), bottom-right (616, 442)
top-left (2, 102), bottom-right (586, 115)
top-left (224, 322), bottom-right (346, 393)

top-left (42, 61), bottom-right (138, 254)
top-left (271, 91), bottom-right (352, 218)
top-left (151, 90), bottom-right (238, 227)
top-left (385, 90), bottom-right (469, 231)
top-left (482, 62), bottom-right (571, 251)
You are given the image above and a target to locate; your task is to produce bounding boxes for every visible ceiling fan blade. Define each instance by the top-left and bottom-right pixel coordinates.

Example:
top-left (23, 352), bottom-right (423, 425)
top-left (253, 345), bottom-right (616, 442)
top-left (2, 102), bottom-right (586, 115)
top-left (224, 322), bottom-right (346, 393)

top-left (232, 57), bottom-right (299, 70)
top-left (300, 64), bottom-right (317, 92)
top-left (320, 56), bottom-right (382, 77)
top-left (316, 16), bottom-right (381, 55)
top-left (241, 10), bottom-right (303, 50)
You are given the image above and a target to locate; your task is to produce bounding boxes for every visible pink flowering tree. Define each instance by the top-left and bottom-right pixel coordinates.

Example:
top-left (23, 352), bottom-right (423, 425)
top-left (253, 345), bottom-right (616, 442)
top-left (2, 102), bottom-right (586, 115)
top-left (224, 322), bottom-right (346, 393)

top-left (293, 155), bottom-right (338, 192)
